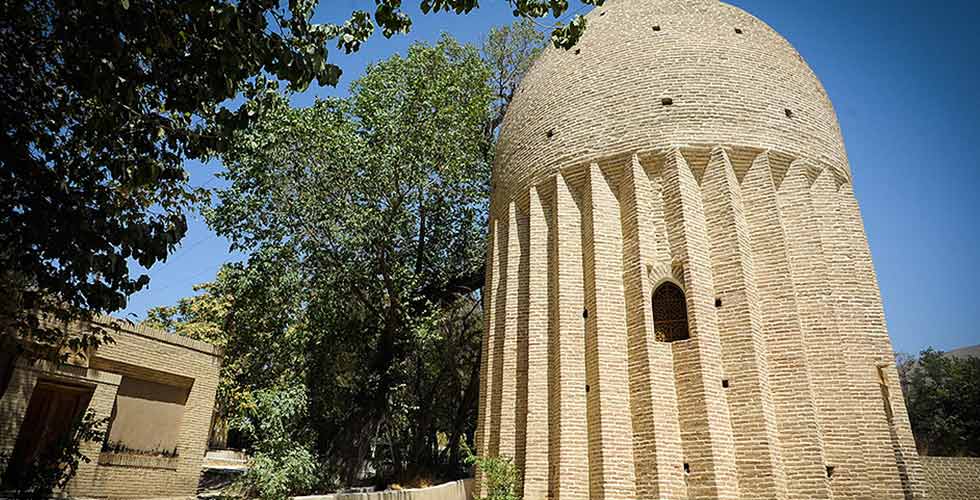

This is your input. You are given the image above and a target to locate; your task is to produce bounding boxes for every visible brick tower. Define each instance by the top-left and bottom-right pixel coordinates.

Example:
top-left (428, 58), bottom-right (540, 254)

top-left (474, 1), bottom-right (925, 499)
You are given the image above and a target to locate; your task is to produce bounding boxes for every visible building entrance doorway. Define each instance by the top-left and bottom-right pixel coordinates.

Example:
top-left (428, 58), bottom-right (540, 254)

top-left (3, 380), bottom-right (94, 488)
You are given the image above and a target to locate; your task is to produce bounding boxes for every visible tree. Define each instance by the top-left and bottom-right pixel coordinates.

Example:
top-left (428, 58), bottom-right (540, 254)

top-left (0, 0), bottom-right (602, 364)
top-left (0, 0), bottom-right (319, 361)
top-left (144, 282), bottom-right (229, 347)
top-left (482, 19), bottom-right (546, 132)
top-left (143, 256), bottom-right (310, 444)
top-left (143, 18), bottom-right (544, 489)
top-left (898, 348), bottom-right (980, 456)
top-left (205, 34), bottom-right (493, 485)
top-left (233, 385), bottom-right (321, 499)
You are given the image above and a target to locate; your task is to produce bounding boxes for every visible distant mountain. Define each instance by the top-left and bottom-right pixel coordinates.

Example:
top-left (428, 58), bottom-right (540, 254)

top-left (944, 344), bottom-right (980, 360)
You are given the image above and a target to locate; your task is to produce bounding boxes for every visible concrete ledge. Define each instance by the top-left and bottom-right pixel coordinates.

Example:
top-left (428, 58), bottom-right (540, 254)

top-left (206, 449), bottom-right (247, 461)
top-left (294, 479), bottom-right (473, 500)
top-left (93, 314), bottom-right (222, 356)
top-left (17, 358), bottom-right (122, 387)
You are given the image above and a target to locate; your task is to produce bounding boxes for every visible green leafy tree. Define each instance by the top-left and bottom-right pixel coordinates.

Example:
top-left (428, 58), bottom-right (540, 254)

top-left (144, 282), bottom-right (229, 347)
top-left (206, 34), bottom-right (492, 485)
top-left (482, 19), bottom-right (546, 131)
top-left (143, 256), bottom-right (310, 436)
top-left (898, 348), bottom-right (980, 456)
top-left (0, 0), bottom-right (601, 366)
top-left (234, 385), bottom-right (322, 499)
top-left (143, 20), bottom-right (544, 488)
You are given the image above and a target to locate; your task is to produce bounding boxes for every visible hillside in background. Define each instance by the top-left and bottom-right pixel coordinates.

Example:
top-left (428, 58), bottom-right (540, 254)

top-left (945, 344), bottom-right (980, 360)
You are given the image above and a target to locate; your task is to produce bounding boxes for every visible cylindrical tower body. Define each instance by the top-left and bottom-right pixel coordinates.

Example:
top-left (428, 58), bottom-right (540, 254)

top-left (475, 1), bottom-right (925, 499)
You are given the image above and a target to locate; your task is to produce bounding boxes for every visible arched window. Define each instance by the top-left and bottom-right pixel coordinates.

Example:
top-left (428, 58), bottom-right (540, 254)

top-left (652, 282), bottom-right (690, 342)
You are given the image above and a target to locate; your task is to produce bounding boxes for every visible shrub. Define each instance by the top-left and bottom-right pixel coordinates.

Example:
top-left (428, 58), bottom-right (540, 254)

top-left (464, 444), bottom-right (521, 500)
top-left (233, 386), bottom-right (324, 499)
top-left (241, 447), bottom-right (319, 500)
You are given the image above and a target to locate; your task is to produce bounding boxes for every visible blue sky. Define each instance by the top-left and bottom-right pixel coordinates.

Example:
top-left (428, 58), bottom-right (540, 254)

top-left (119, 0), bottom-right (980, 355)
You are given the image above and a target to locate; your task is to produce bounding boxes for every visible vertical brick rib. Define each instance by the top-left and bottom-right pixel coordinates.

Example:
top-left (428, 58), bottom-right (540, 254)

top-left (701, 147), bottom-right (787, 499)
top-left (777, 161), bottom-right (868, 499)
top-left (741, 153), bottom-right (830, 500)
top-left (516, 196), bottom-right (531, 491)
top-left (834, 182), bottom-right (926, 499)
top-left (648, 166), bottom-right (673, 264)
top-left (475, 217), bottom-right (497, 495)
top-left (67, 378), bottom-right (120, 494)
top-left (524, 186), bottom-right (550, 500)
top-left (549, 174), bottom-right (589, 500)
top-left (581, 163), bottom-right (637, 500)
top-left (620, 155), bottom-right (687, 499)
top-left (817, 169), bottom-right (879, 499)
top-left (661, 149), bottom-right (739, 500)
top-left (813, 169), bottom-right (895, 500)
top-left (489, 209), bottom-right (510, 459)
top-left (499, 201), bottom-right (523, 465)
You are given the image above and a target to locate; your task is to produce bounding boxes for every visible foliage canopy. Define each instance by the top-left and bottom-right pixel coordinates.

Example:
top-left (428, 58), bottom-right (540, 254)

top-left (144, 19), bottom-right (543, 495)
top-left (0, 0), bottom-right (596, 362)
top-left (150, 33), bottom-right (516, 491)
top-left (211, 34), bottom-right (492, 484)
top-left (897, 348), bottom-right (980, 457)
top-left (233, 385), bottom-right (321, 499)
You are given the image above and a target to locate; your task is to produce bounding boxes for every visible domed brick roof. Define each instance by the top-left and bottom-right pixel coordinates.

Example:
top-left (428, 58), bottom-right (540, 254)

top-left (494, 0), bottom-right (848, 196)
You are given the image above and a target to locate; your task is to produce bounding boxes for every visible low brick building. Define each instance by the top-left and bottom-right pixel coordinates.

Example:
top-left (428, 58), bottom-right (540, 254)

top-left (1, 316), bottom-right (221, 498)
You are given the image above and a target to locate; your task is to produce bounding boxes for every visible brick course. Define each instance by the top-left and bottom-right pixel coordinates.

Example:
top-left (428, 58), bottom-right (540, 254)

top-left (920, 457), bottom-right (980, 500)
top-left (477, 0), bottom-right (925, 499)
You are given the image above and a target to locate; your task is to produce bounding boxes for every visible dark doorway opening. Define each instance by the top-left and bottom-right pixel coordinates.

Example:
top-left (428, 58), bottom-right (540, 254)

top-left (3, 380), bottom-right (94, 488)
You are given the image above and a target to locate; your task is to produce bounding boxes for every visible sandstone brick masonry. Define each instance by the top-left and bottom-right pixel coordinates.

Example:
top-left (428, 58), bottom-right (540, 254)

top-left (0, 316), bottom-right (221, 499)
top-left (476, 0), bottom-right (925, 499)
top-left (920, 457), bottom-right (980, 500)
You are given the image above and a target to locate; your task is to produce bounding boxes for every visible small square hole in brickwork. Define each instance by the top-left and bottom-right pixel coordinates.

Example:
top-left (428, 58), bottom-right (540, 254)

top-left (722, 379), bottom-right (730, 388)
top-left (734, 27), bottom-right (743, 34)
top-left (547, 128), bottom-right (556, 138)
top-left (652, 25), bottom-right (661, 31)
top-left (826, 465), bottom-right (835, 479)
top-left (583, 308), bottom-right (589, 319)
top-left (785, 108), bottom-right (794, 118)
top-left (683, 463), bottom-right (690, 474)
top-left (661, 97), bottom-right (673, 106)
top-left (575, 48), bottom-right (581, 55)
top-left (585, 384), bottom-right (590, 393)
top-left (715, 298), bottom-right (722, 307)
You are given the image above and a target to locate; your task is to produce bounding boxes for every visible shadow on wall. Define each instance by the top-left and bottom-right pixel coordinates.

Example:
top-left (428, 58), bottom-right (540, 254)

top-left (103, 376), bottom-right (190, 456)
